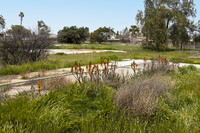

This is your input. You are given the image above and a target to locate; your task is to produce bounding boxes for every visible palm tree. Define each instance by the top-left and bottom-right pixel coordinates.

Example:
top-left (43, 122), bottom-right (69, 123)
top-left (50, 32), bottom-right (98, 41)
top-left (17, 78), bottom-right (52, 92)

top-left (129, 25), bottom-right (140, 38)
top-left (37, 20), bottom-right (50, 35)
top-left (19, 12), bottom-right (24, 26)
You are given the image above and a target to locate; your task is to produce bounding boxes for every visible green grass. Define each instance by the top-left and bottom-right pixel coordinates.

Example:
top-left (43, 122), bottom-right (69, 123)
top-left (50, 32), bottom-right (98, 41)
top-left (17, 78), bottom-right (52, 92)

top-left (148, 66), bottom-right (200, 132)
top-left (0, 43), bottom-right (200, 75)
top-left (0, 66), bottom-right (200, 132)
top-left (0, 52), bottom-right (122, 75)
top-left (49, 42), bottom-right (129, 50)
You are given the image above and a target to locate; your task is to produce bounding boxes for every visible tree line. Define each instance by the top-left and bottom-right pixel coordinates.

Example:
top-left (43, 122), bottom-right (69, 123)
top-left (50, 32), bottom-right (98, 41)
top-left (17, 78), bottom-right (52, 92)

top-left (136, 0), bottom-right (200, 50)
top-left (57, 26), bottom-right (140, 44)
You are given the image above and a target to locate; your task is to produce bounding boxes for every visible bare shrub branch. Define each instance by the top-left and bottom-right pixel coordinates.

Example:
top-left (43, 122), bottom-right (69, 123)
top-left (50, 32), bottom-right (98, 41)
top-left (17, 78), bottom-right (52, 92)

top-left (0, 25), bottom-right (52, 65)
top-left (115, 75), bottom-right (172, 118)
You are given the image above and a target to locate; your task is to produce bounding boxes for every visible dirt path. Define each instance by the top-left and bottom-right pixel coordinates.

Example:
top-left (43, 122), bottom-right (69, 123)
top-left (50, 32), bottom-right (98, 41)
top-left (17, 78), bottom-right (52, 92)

top-left (0, 60), bottom-right (200, 85)
top-left (49, 49), bottom-right (127, 54)
top-left (0, 68), bottom-right (71, 84)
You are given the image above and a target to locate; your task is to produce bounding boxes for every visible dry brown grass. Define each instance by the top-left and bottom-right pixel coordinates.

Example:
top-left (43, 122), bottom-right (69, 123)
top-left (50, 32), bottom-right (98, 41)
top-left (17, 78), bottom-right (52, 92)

top-left (41, 77), bottom-right (72, 90)
top-left (115, 75), bottom-right (172, 118)
top-left (103, 72), bottom-right (128, 90)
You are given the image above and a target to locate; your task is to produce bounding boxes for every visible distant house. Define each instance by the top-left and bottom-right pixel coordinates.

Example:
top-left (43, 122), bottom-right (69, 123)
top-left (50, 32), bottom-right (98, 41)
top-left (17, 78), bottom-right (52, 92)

top-left (107, 38), bottom-right (121, 43)
top-left (107, 35), bottom-right (121, 43)
top-left (131, 36), bottom-right (146, 44)
top-left (136, 37), bottom-right (146, 42)
top-left (49, 34), bottom-right (57, 38)
top-left (49, 34), bottom-right (57, 41)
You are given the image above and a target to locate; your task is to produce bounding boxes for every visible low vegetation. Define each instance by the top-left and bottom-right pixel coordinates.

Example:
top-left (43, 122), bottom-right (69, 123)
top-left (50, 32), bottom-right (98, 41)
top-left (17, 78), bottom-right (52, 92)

top-left (0, 65), bottom-right (199, 132)
top-left (0, 43), bottom-right (200, 76)
top-left (116, 75), bottom-right (171, 119)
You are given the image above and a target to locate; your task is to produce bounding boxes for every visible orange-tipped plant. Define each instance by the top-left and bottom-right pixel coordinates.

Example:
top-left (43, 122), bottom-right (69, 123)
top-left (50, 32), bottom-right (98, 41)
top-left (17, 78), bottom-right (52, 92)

top-left (143, 57), bottom-right (147, 70)
top-left (37, 82), bottom-right (41, 94)
top-left (144, 57), bottom-right (147, 62)
top-left (71, 59), bottom-right (118, 84)
top-left (131, 61), bottom-right (137, 75)
top-left (71, 67), bottom-right (74, 73)
top-left (132, 56), bottom-right (177, 76)
top-left (107, 59), bottom-right (109, 67)
top-left (71, 62), bottom-right (85, 83)
top-left (89, 61), bottom-right (92, 71)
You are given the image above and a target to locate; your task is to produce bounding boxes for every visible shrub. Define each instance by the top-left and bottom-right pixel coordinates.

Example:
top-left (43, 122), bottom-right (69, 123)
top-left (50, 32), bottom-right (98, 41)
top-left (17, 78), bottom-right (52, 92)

top-left (142, 42), bottom-right (169, 51)
top-left (57, 26), bottom-right (89, 44)
top-left (90, 27), bottom-right (114, 44)
top-left (0, 25), bottom-right (52, 65)
top-left (55, 52), bottom-right (65, 55)
top-left (115, 75), bottom-right (171, 118)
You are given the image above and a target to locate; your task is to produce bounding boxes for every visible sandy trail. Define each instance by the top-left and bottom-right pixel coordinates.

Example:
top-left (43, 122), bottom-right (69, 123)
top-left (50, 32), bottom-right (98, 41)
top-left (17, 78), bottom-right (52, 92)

top-left (48, 49), bottom-right (127, 54)
top-left (0, 68), bottom-right (71, 84)
top-left (0, 59), bottom-right (200, 85)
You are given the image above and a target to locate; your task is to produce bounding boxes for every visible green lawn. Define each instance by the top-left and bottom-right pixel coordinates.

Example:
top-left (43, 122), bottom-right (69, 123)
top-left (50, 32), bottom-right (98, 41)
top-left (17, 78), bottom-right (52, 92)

top-left (0, 43), bottom-right (200, 75)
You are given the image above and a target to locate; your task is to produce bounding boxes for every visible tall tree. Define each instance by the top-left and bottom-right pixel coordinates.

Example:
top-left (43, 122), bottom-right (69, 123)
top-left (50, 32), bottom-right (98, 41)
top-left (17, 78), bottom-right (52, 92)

top-left (116, 27), bottom-right (130, 42)
top-left (194, 20), bottom-right (200, 43)
top-left (198, 20), bottom-right (200, 31)
top-left (0, 15), bottom-right (5, 31)
top-left (90, 27), bottom-right (114, 44)
top-left (136, 0), bottom-right (196, 50)
top-left (136, 0), bottom-right (169, 49)
top-left (129, 25), bottom-right (140, 37)
top-left (19, 12), bottom-right (24, 26)
top-left (169, 0), bottom-right (196, 49)
top-left (116, 31), bottom-right (119, 37)
top-left (37, 20), bottom-right (50, 35)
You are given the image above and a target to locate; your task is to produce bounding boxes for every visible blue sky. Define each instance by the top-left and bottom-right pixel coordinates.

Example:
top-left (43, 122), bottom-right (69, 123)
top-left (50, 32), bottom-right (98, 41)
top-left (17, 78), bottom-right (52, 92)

top-left (1, 0), bottom-right (200, 34)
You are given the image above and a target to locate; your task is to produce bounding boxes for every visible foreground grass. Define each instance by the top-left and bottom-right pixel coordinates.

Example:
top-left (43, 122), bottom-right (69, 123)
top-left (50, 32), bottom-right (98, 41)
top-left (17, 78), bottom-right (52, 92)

top-left (0, 43), bottom-right (200, 75)
top-left (0, 66), bottom-right (200, 132)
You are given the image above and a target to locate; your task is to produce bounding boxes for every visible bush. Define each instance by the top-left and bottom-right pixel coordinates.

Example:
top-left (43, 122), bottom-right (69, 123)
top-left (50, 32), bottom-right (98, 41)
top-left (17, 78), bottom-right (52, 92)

top-left (55, 52), bottom-right (65, 55)
top-left (90, 27), bottom-right (114, 44)
top-left (142, 42), bottom-right (169, 51)
top-left (0, 25), bottom-right (52, 65)
top-left (57, 26), bottom-right (89, 44)
top-left (115, 75), bottom-right (171, 118)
